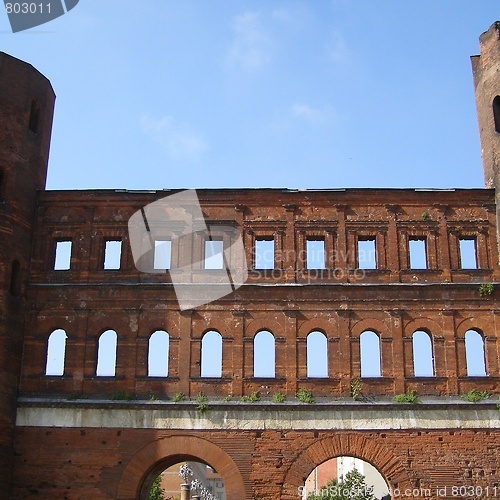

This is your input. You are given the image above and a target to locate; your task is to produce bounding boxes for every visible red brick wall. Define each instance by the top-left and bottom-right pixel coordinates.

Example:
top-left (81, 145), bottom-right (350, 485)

top-left (11, 426), bottom-right (500, 499)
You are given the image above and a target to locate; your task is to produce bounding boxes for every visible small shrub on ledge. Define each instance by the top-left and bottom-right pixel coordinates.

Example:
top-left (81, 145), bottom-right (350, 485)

top-left (478, 283), bottom-right (494, 297)
top-left (272, 392), bottom-right (286, 403)
top-left (172, 392), bottom-right (186, 402)
top-left (460, 389), bottom-right (490, 403)
top-left (393, 390), bottom-right (419, 404)
top-left (240, 391), bottom-right (260, 402)
top-left (296, 388), bottom-right (315, 404)
top-left (195, 392), bottom-right (209, 414)
top-left (350, 377), bottom-right (363, 401)
top-left (110, 391), bottom-right (133, 401)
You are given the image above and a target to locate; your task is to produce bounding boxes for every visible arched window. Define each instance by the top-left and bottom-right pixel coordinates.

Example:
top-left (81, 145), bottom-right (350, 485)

top-left (96, 329), bottom-right (117, 376)
top-left (9, 259), bottom-right (21, 296)
top-left (254, 330), bottom-right (275, 378)
top-left (148, 330), bottom-right (169, 377)
top-left (360, 331), bottom-right (381, 377)
top-left (307, 331), bottom-right (328, 378)
top-left (201, 330), bottom-right (222, 377)
top-left (465, 330), bottom-right (487, 376)
top-left (493, 95), bottom-right (500, 134)
top-left (412, 330), bottom-right (434, 377)
top-left (29, 100), bottom-right (40, 134)
top-left (45, 329), bottom-right (67, 376)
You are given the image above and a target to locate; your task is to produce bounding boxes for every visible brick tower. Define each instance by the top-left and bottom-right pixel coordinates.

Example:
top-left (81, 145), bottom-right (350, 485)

top-left (472, 21), bottom-right (500, 247)
top-left (0, 53), bottom-right (54, 493)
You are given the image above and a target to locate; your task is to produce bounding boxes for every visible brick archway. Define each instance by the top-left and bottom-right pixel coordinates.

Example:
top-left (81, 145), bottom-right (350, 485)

top-left (281, 433), bottom-right (413, 499)
top-left (116, 435), bottom-right (246, 499)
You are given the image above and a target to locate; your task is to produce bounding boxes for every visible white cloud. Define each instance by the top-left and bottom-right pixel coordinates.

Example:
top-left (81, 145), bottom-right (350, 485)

top-left (291, 103), bottom-right (330, 125)
top-left (140, 115), bottom-right (208, 162)
top-left (226, 11), bottom-right (272, 72)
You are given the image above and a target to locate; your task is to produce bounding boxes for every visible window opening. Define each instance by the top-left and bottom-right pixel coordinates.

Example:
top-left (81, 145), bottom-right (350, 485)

top-left (409, 238), bottom-right (427, 269)
top-left (29, 100), bottom-right (40, 134)
top-left (494, 95), bottom-right (500, 134)
top-left (459, 238), bottom-right (477, 269)
top-left (254, 330), bottom-right (275, 377)
top-left (465, 330), bottom-right (487, 376)
top-left (148, 330), bottom-right (169, 377)
top-left (306, 239), bottom-right (326, 269)
top-left (357, 237), bottom-right (376, 269)
top-left (96, 329), bottom-right (117, 376)
top-left (45, 329), bottom-right (67, 376)
top-left (306, 331), bottom-right (328, 377)
top-left (412, 330), bottom-right (434, 377)
top-left (154, 240), bottom-right (172, 270)
top-left (255, 238), bottom-right (274, 270)
top-left (201, 330), bottom-right (222, 377)
top-left (204, 239), bottom-right (224, 269)
top-left (360, 331), bottom-right (381, 377)
top-left (103, 240), bottom-right (122, 270)
top-left (54, 241), bottom-right (72, 270)
top-left (9, 259), bottom-right (21, 296)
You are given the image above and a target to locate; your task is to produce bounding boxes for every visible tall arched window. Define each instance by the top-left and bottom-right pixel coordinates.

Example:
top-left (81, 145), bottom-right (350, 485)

top-left (307, 331), bottom-right (328, 378)
top-left (493, 95), bottom-right (500, 134)
top-left (465, 329), bottom-right (487, 376)
top-left (412, 330), bottom-right (434, 377)
top-left (254, 330), bottom-right (275, 378)
top-left (360, 331), bottom-right (381, 377)
top-left (201, 330), bottom-right (222, 377)
top-left (45, 329), bottom-right (67, 376)
top-left (96, 329), bottom-right (117, 376)
top-left (148, 330), bottom-right (169, 377)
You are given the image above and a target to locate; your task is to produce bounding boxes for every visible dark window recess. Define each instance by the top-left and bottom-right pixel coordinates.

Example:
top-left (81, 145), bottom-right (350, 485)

top-left (29, 100), bottom-right (40, 134)
top-left (494, 96), bottom-right (500, 134)
top-left (10, 260), bottom-right (21, 296)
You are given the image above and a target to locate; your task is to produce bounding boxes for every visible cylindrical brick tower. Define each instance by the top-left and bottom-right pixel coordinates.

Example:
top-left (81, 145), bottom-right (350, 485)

top-left (0, 52), bottom-right (55, 493)
top-left (471, 21), bottom-right (500, 253)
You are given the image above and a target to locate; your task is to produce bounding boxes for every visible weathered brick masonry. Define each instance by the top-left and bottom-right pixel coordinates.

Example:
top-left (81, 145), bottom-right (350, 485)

top-left (1, 21), bottom-right (500, 500)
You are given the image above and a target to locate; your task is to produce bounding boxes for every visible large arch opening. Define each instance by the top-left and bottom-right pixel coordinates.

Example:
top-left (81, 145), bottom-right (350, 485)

top-left (116, 435), bottom-right (246, 499)
top-left (303, 456), bottom-right (389, 499)
top-left (282, 433), bottom-right (412, 500)
top-left (147, 460), bottom-right (226, 499)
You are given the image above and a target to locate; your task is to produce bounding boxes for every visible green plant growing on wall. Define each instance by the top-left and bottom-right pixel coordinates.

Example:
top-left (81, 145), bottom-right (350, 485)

top-left (240, 390), bottom-right (260, 402)
top-left (479, 283), bottom-right (494, 297)
top-left (350, 377), bottom-right (363, 401)
top-left (272, 392), bottom-right (286, 403)
top-left (195, 392), bottom-right (209, 414)
top-left (421, 211), bottom-right (430, 220)
top-left (222, 395), bottom-right (232, 402)
top-left (460, 389), bottom-right (490, 403)
top-left (296, 387), bottom-right (315, 404)
top-left (172, 392), bottom-right (185, 402)
top-left (110, 391), bottom-right (133, 401)
top-left (393, 390), bottom-right (419, 403)
top-left (67, 392), bottom-right (87, 401)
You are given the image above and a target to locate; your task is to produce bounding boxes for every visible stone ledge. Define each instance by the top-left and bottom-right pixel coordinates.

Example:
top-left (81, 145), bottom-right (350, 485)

top-left (16, 397), bottom-right (500, 431)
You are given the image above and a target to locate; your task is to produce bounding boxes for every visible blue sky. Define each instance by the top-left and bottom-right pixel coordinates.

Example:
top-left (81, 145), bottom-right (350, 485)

top-left (2, 1), bottom-right (499, 191)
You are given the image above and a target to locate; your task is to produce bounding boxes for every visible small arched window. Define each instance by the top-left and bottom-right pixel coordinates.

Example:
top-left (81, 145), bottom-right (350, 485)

top-left (360, 331), bottom-right (381, 377)
top-left (96, 329), bottom-right (117, 376)
top-left (307, 331), bottom-right (328, 378)
top-left (493, 95), bottom-right (500, 134)
top-left (29, 100), bottom-right (40, 134)
top-left (9, 259), bottom-right (21, 296)
top-left (254, 330), bottom-right (275, 378)
top-left (201, 330), bottom-right (222, 377)
top-left (148, 330), bottom-right (169, 377)
top-left (465, 330), bottom-right (487, 376)
top-left (45, 329), bottom-right (67, 376)
top-left (412, 330), bottom-right (434, 377)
